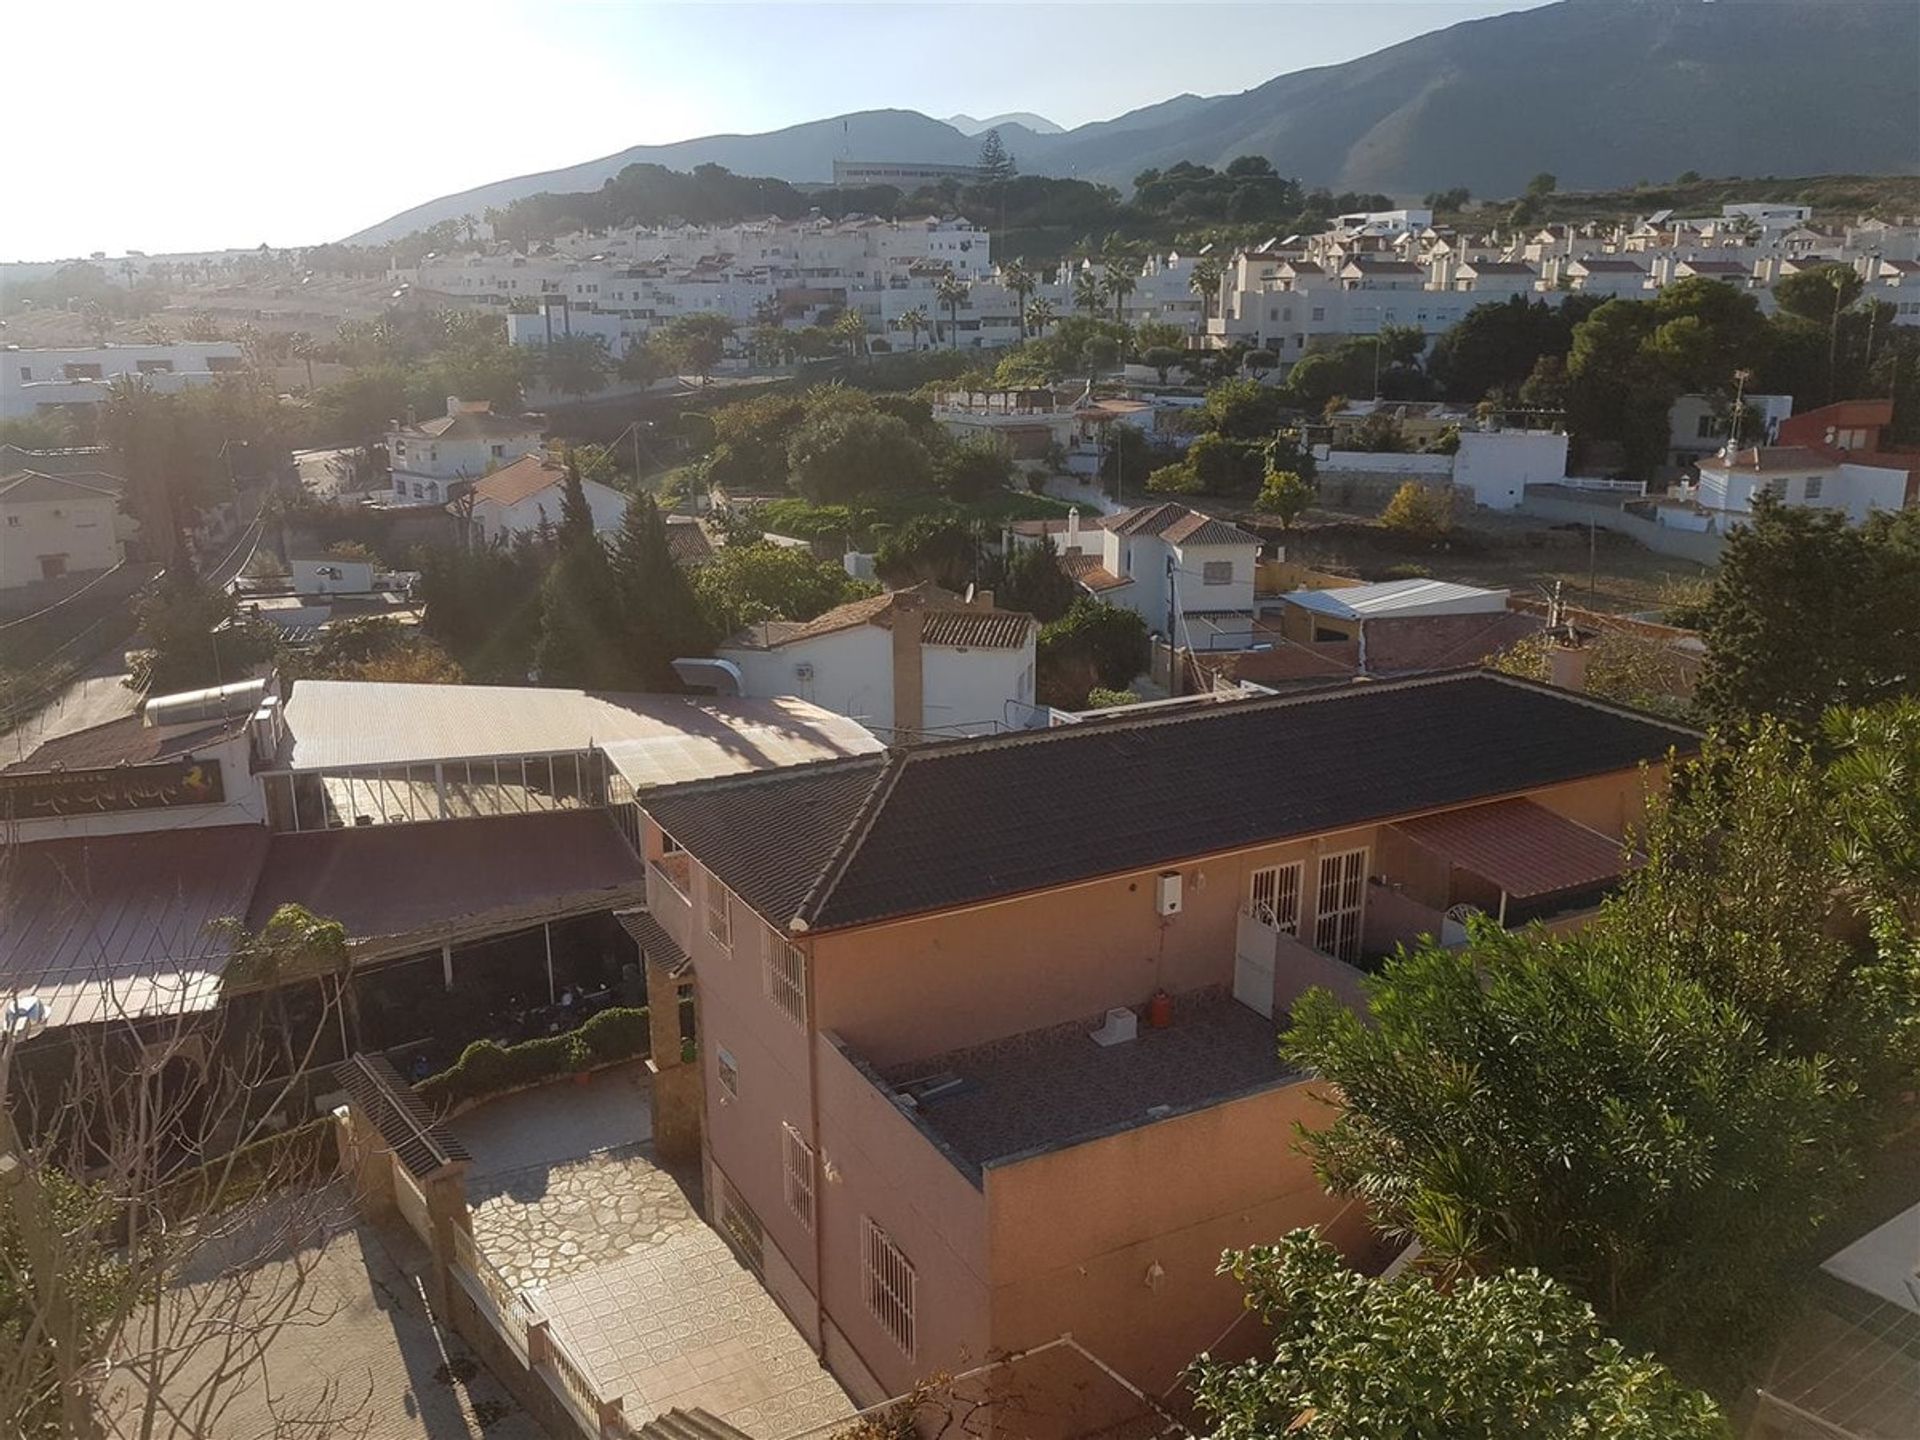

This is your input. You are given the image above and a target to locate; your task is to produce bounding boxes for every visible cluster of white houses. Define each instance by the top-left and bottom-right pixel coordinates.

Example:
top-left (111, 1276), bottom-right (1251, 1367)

top-left (381, 202), bottom-right (1920, 377)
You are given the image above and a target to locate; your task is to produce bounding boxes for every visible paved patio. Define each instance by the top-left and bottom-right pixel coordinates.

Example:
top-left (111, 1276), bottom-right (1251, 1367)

top-left (451, 1066), bottom-right (855, 1439)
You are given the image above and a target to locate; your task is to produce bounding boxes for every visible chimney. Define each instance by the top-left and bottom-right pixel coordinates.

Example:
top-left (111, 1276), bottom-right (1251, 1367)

top-left (1548, 635), bottom-right (1589, 692)
top-left (890, 590), bottom-right (926, 742)
top-left (446, 395), bottom-right (462, 418)
top-left (972, 588), bottom-right (994, 610)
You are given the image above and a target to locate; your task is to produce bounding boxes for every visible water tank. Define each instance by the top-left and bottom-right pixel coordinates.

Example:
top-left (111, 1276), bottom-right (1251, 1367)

top-left (142, 676), bottom-right (271, 729)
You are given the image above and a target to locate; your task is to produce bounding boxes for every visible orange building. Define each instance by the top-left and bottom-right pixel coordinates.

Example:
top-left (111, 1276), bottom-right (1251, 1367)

top-left (629, 671), bottom-right (1696, 1404)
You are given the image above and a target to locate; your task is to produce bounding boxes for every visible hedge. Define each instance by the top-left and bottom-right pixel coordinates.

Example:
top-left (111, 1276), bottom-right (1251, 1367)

top-left (415, 1006), bottom-right (650, 1111)
top-left (156, 1114), bottom-right (340, 1221)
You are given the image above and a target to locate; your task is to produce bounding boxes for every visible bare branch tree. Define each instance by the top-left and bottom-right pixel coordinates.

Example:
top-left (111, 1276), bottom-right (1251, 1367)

top-left (1, 904), bottom-right (372, 1440)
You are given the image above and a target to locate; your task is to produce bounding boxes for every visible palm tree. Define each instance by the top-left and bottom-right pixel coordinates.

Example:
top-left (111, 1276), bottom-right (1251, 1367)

top-left (935, 274), bottom-right (969, 351)
top-left (1025, 299), bottom-right (1057, 337)
top-left (1105, 267), bottom-right (1137, 324)
top-left (289, 331), bottom-right (316, 391)
top-left (832, 308), bottom-right (868, 362)
top-left (1072, 268), bottom-right (1102, 317)
top-left (896, 307), bottom-right (930, 352)
top-left (1189, 256), bottom-right (1223, 321)
top-left (1001, 260), bottom-right (1036, 340)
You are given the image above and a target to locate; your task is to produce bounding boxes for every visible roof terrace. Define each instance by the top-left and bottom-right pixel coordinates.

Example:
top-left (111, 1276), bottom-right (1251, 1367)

top-left (867, 988), bottom-right (1296, 1181)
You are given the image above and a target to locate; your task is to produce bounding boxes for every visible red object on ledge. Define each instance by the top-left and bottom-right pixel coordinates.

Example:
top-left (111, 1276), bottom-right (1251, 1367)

top-left (1146, 990), bottom-right (1174, 1028)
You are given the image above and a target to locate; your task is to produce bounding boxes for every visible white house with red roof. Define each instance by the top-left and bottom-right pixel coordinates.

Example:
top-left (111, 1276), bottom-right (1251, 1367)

top-left (386, 396), bottom-right (543, 504)
top-left (457, 453), bottom-right (629, 545)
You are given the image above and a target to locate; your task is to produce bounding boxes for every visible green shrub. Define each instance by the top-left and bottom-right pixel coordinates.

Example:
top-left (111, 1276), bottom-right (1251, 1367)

top-left (416, 1009), bottom-right (652, 1108)
top-left (577, 1006), bottom-right (651, 1064)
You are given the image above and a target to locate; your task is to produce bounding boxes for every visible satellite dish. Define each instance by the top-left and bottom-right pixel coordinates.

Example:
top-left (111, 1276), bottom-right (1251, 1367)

top-left (962, 583), bottom-right (976, 605)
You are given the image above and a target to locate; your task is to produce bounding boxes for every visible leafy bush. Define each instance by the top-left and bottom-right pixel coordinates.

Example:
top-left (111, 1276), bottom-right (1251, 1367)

top-left (1146, 461), bottom-right (1203, 495)
top-left (415, 1008), bottom-right (651, 1109)
top-left (1379, 481), bottom-right (1457, 539)
top-left (577, 1005), bottom-right (651, 1064)
top-left (1085, 687), bottom-right (1139, 709)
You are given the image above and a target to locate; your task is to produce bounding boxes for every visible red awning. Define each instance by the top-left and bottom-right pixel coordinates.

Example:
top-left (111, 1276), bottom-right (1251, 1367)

top-left (1393, 798), bottom-right (1633, 899)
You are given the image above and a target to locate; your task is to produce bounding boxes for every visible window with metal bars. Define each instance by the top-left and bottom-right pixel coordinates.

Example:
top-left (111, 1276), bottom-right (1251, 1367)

top-left (1313, 848), bottom-right (1368, 962)
top-left (782, 1122), bottom-right (815, 1231)
top-left (718, 1175), bottom-right (765, 1274)
top-left (1249, 862), bottom-right (1303, 935)
top-left (766, 937), bottom-right (808, 1026)
top-left (705, 874), bottom-right (731, 949)
top-left (861, 1217), bottom-right (916, 1357)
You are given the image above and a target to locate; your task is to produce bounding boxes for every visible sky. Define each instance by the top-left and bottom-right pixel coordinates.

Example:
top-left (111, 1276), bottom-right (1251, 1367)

top-left (2, 0), bottom-right (1552, 262)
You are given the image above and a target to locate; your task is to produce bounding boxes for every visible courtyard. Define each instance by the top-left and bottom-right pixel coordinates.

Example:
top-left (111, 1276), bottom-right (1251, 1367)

top-left (451, 1064), bottom-right (856, 1439)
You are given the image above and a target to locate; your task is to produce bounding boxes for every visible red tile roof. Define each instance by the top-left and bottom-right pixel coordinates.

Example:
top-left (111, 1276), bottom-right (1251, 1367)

top-left (466, 453), bottom-right (568, 508)
top-left (1061, 554), bottom-right (1131, 592)
top-left (1393, 796), bottom-right (1635, 899)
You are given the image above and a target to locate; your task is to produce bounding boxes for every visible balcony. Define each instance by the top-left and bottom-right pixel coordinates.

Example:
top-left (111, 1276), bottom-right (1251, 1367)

top-left (645, 851), bottom-right (694, 954)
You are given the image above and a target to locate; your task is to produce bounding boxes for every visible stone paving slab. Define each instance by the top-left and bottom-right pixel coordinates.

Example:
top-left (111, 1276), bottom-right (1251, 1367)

top-left (467, 1143), bottom-right (700, 1291)
top-left (538, 1232), bottom-right (854, 1440)
top-left (451, 1070), bottom-right (853, 1439)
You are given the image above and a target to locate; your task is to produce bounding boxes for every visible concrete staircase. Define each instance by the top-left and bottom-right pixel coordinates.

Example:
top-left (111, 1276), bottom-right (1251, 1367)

top-left (634, 1407), bottom-right (758, 1440)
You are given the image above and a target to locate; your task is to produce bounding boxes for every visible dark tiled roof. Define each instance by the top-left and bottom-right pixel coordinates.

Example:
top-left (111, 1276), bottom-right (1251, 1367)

top-left (640, 671), bottom-right (1698, 935)
top-left (4, 713), bottom-right (242, 774)
top-left (334, 1055), bottom-right (469, 1178)
top-left (617, 908), bottom-right (690, 976)
top-left (647, 759), bottom-right (891, 926)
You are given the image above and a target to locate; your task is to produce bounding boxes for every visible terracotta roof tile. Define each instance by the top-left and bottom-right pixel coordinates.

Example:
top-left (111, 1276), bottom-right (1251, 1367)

top-left (1061, 554), bottom-right (1131, 592)
top-left (466, 454), bottom-right (568, 508)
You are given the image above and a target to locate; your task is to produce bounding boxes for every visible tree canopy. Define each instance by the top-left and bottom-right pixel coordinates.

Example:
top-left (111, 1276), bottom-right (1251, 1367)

top-left (1191, 1232), bottom-right (1723, 1440)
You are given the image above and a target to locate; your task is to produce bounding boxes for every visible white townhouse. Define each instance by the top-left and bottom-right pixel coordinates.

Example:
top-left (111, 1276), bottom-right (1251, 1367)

top-left (716, 585), bottom-right (1038, 739)
top-left (455, 453), bottom-right (629, 545)
top-left (0, 469), bottom-right (123, 587)
top-left (387, 398), bottom-right (544, 504)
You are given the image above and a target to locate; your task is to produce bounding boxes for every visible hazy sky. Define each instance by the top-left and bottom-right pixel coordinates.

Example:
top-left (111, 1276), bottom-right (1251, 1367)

top-left (4, 0), bottom-right (1550, 261)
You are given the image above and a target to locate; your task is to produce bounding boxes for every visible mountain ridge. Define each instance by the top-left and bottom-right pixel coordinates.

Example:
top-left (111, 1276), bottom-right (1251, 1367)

top-left (342, 0), bottom-right (1918, 245)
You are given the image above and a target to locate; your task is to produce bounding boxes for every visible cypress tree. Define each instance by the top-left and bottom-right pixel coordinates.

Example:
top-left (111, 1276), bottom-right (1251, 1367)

top-left (609, 494), bottom-right (712, 690)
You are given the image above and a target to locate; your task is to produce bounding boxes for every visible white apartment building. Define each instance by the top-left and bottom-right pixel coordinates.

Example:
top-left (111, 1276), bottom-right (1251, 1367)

top-left (0, 343), bottom-right (246, 421)
top-left (386, 397), bottom-right (544, 505)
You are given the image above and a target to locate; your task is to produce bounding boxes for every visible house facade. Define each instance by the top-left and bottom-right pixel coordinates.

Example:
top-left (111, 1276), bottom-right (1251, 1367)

top-left (717, 586), bottom-right (1038, 740)
top-left (456, 453), bottom-right (629, 544)
top-left (387, 398), bottom-right (544, 505)
top-left (629, 672), bottom-right (1697, 1404)
top-left (0, 470), bottom-right (123, 586)
top-left (1695, 445), bottom-right (1908, 527)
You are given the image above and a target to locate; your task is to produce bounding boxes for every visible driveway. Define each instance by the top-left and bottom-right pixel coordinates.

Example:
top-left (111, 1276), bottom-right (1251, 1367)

top-left (120, 1186), bottom-right (544, 1440)
top-left (451, 1066), bottom-right (855, 1439)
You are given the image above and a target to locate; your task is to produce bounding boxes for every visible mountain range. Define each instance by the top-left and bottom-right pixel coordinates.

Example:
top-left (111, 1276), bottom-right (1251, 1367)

top-left (344, 0), bottom-right (1919, 245)
top-left (943, 113), bottom-right (1064, 137)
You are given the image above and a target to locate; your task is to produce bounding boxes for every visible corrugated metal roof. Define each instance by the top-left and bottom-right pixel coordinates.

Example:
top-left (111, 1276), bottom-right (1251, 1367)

top-left (1285, 579), bottom-right (1509, 620)
top-left (278, 681), bottom-right (882, 779)
top-left (0, 825), bottom-right (271, 1030)
top-left (247, 810), bottom-right (645, 957)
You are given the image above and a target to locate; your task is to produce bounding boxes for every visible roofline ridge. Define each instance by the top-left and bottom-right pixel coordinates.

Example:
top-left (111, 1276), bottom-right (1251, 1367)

top-left (640, 748), bottom-right (889, 804)
top-left (1476, 667), bottom-right (1705, 738)
top-left (890, 669), bottom-right (1488, 764)
top-left (790, 749), bottom-right (912, 932)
